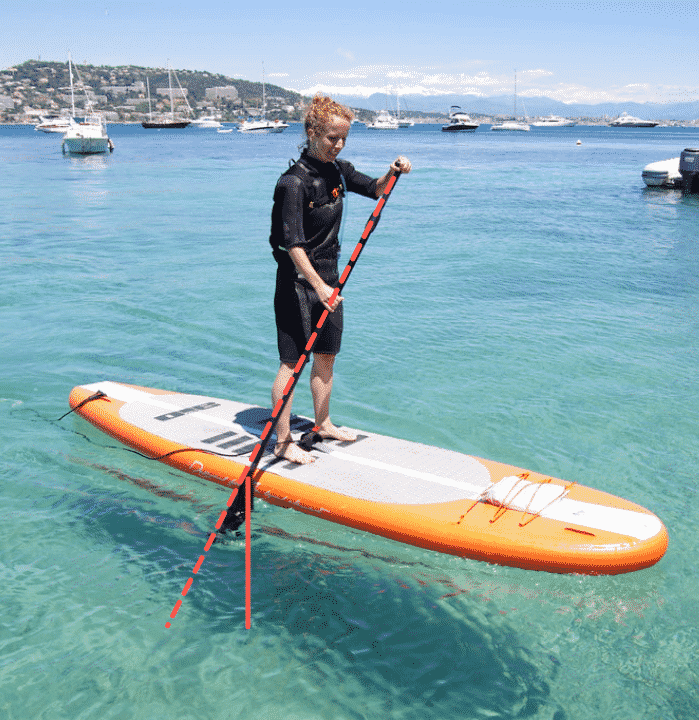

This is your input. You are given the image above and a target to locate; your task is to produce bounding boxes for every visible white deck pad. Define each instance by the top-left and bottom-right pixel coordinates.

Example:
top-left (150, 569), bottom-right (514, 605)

top-left (83, 382), bottom-right (662, 541)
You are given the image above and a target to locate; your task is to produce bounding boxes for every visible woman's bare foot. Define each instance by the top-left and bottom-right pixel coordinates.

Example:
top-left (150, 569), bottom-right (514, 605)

top-left (274, 440), bottom-right (315, 465)
top-left (316, 422), bottom-right (357, 443)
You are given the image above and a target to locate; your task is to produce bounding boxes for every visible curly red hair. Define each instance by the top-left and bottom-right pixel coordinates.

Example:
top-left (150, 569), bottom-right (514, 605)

top-left (303, 94), bottom-right (354, 139)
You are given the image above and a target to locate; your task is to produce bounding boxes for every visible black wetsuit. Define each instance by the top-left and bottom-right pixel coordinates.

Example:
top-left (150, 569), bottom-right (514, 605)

top-left (270, 150), bottom-right (378, 363)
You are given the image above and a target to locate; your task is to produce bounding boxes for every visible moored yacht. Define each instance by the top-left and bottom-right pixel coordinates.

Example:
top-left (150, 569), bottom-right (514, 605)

top-left (532, 115), bottom-right (576, 127)
top-left (62, 113), bottom-right (113, 154)
top-left (142, 64), bottom-right (191, 129)
top-left (609, 112), bottom-right (658, 128)
top-left (238, 64), bottom-right (288, 133)
top-left (239, 117), bottom-right (289, 133)
top-left (61, 53), bottom-right (113, 154)
top-left (365, 109), bottom-right (400, 130)
top-left (190, 115), bottom-right (222, 128)
top-left (35, 114), bottom-right (73, 133)
top-left (491, 119), bottom-right (530, 131)
top-left (441, 106), bottom-right (479, 132)
top-left (491, 71), bottom-right (530, 131)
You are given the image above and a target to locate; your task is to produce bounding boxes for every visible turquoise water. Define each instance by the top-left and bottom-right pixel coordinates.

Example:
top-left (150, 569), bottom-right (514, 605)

top-left (1, 122), bottom-right (698, 719)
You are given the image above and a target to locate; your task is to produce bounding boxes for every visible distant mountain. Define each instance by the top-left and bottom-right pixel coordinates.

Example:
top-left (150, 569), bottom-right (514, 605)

top-left (328, 91), bottom-right (699, 121)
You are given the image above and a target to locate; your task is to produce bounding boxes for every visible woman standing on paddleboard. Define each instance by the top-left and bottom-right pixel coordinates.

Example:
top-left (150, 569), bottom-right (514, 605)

top-left (269, 95), bottom-right (411, 464)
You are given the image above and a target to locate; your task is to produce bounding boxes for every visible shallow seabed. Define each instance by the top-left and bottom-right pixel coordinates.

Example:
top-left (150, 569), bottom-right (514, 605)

top-left (1, 123), bottom-right (698, 718)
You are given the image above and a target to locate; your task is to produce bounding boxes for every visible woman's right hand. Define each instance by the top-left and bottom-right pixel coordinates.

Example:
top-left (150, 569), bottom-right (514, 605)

top-left (316, 282), bottom-right (343, 312)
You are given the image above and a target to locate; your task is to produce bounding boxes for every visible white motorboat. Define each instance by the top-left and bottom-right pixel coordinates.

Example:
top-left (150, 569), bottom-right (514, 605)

top-left (190, 115), bottom-right (222, 128)
top-left (62, 113), bottom-right (113, 154)
top-left (35, 114), bottom-right (73, 133)
top-left (641, 157), bottom-right (681, 188)
top-left (610, 112), bottom-right (658, 128)
top-left (366, 109), bottom-right (400, 130)
top-left (491, 71), bottom-right (530, 131)
top-left (441, 106), bottom-right (479, 132)
top-left (532, 115), bottom-right (576, 127)
top-left (238, 64), bottom-right (288, 134)
top-left (61, 54), bottom-right (113, 154)
top-left (239, 118), bottom-right (288, 133)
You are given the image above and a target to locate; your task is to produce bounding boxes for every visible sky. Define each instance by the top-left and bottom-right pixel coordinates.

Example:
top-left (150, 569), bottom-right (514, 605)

top-left (3, 0), bottom-right (699, 106)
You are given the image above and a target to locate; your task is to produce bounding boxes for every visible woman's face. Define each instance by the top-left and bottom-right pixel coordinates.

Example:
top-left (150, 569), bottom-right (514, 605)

top-left (308, 115), bottom-right (350, 163)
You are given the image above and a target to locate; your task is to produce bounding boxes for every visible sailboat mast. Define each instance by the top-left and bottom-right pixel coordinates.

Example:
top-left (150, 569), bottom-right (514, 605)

top-left (146, 77), bottom-right (152, 120)
top-left (167, 61), bottom-right (174, 120)
top-left (68, 52), bottom-right (76, 117)
top-left (261, 62), bottom-right (266, 121)
top-left (514, 70), bottom-right (517, 118)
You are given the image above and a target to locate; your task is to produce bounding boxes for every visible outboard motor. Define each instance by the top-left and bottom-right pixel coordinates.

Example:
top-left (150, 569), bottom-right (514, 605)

top-left (679, 148), bottom-right (699, 194)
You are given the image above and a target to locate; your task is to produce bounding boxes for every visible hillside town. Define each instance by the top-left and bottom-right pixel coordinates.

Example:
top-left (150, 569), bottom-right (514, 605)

top-left (0, 59), bottom-right (310, 125)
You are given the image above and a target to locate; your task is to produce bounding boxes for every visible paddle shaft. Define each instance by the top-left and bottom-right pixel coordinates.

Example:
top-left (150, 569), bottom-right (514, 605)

top-left (220, 169), bottom-right (402, 536)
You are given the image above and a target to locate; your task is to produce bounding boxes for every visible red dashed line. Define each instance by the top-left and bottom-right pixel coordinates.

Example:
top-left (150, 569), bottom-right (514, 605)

top-left (165, 169), bottom-right (402, 630)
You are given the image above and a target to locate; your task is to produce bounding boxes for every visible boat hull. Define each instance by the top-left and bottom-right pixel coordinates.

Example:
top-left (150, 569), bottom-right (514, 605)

top-left (442, 122), bottom-right (478, 132)
top-left (492, 122), bottom-right (530, 131)
top-left (642, 157), bottom-right (681, 188)
top-left (142, 121), bottom-right (191, 129)
top-left (62, 137), bottom-right (110, 154)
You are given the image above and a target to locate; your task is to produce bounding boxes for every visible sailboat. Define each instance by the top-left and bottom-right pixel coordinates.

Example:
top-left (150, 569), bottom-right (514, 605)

top-left (61, 53), bottom-right (113, 154)
top-left (491, 71), bottom-right (530, 131)
top-left (142, 62), bottom-right (191, 128)
top-left (366, 88), bottom-right (400, 129)
top-left (396, 94), bottom-right (414, 128)
top-left (239, 64), bottom-right (288, 133)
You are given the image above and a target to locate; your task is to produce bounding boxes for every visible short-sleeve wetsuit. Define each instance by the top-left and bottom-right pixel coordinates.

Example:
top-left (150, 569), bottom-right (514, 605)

top-left (270, 150), bottom-right (378, 364)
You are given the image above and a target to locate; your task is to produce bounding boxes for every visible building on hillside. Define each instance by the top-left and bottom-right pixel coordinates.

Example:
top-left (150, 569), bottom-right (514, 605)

top-left (205, 86), bottom-right (239, 101)
top-left (156, 87), bottom-right (188, 98)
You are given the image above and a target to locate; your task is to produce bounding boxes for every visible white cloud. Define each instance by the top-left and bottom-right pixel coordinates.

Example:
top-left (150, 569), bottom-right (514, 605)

top-left (336, 48), bottom-right (355, 62)
top-left (290, 64), bottom-right (697, 105)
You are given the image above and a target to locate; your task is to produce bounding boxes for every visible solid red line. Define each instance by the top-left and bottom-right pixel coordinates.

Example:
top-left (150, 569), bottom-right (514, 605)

top-left (373, 197), bottom-right (386, 215)
top-left (351, 243), bottom-right (362, 261)
top-left (294, 354), bottom-right (306, 374)
top-left (319, 309), bottom-right (329, 326)
top-left (204, 532), bottom-right (216, 552)
top-left (339, 266), bottom-right (350, 284)
top-left (246, 472), bottom-right (251, 629)
top-left (170, 599), bottom-right (182, 619)
top-left (272, 398), bottom-right (284, 418)
top-left (192, 555), bottom-right (205, 574)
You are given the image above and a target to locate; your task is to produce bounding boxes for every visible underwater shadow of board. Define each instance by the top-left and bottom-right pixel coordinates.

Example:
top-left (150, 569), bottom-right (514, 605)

top-left (71, 475), bottom-right (562, 720)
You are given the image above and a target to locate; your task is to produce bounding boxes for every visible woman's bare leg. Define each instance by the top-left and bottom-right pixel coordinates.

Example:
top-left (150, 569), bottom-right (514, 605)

top-left (272, 362), bottom-right (314, 464)
top-left (311, 353), bottom-right (357, 442)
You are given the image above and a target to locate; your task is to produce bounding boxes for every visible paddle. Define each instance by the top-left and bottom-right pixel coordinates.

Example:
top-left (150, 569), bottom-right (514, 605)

top-left (220, 165), bottom-right (403, 535)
